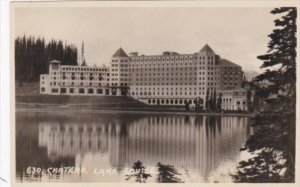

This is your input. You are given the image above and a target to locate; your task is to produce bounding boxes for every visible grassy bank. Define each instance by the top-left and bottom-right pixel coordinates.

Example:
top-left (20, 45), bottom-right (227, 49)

top-left (17, 94), bottom-right (144, 105)
top-left (15, 81), bottom-right (40, 95)
top-left (16, 94), bottom-right (184, 110)
top-left (16, 94), bottom-right (253, 117)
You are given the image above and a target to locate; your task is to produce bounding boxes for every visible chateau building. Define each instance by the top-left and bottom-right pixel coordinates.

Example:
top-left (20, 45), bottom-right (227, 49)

top-left (40, 44), bottom-right (247, 110)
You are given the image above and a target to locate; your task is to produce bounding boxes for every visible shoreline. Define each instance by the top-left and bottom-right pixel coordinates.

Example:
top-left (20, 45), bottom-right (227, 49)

top-left (16, 103), bottom-right (255, 117)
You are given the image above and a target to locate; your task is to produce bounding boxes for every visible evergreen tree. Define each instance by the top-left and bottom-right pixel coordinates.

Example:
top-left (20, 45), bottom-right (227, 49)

top-left (125, 161), bottom-right (151, 183)
top-left (209, 93), bottom-right (214, 111)
top-left (185, 100), bottom-right (190, 111)
top-left (216, 93), bottom-right (222, 112)
top-left (156, 162), bottom-right (183, 183)
top-left (234, 7), bottom-right (296, 183)
top-left (246, 90), bottom-right (253, 112)
top-left (15, 35), bottom-right (78, 82)
top-left (212, 90), bottom-right (217, 111)
top-left (205, 89), bottom-right (210, 111)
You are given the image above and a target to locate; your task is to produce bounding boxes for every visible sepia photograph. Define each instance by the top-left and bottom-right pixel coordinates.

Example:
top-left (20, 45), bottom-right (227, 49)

top-left (10, 1), bottom-right (298, 185)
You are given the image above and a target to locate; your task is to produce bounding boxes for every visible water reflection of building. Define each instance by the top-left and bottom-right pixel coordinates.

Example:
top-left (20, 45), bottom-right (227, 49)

top-left (39, 123), bottom-right (114, 159)
top-left (109, 116), bottom-right (250, 179)
top-left (38, 115), bottom-right (251, 179)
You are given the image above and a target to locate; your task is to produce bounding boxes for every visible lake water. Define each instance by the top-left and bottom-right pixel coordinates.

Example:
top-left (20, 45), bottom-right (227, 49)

top-left (16, 111), bottom-right (252, 183)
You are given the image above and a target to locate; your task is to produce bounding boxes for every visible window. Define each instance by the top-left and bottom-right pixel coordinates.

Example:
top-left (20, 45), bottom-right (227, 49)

top-left (79, 88), bottom-right (85, 94)
top-left (97, 89), bottom-right (103, 94)
top-left (60, 88), bottom-right (67, 93)
top-left (88, 89), bottom-right (94, 94)
top-left (51, 88), bottom-right (59, 93)
top-left (41, 87), bottom-right (45, 92)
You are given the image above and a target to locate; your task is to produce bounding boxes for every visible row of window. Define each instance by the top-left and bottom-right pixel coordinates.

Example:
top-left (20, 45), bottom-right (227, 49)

top-left (61, 77), bottom-right (108, 81)
top-left (146, 99), bottom-right (196, 105)
top-left (133, 72), bottom-right (197, 76)
top-left (224, 77), bottom-right (239, 81)
top-left (127, 67), bottom-right (220, 72)
top-left (132, 77), bottom-right (219, 81)
top-left (52, 72), bottom-right (110, 76)
top-left (49, 82), bottom-right (110, 86)
top-left (111, 63), bottom-right (129, 68)
top-left (47, 75), bottom-right (236, 82)
top-left (111, 83), bottom-right (128, 86)
top-left (224, 66), bottom-right (239, 70)
top-left (60, 67), bottom-right (109, 72)
top-left (130, 55), bottom-right (215, 62)
top-left (133, 82), bottom-right (195, 86)
top-left (224, 71), bottom-right (240, 75)
top-left (223, 82), bottom-right (239, 86)
top-left (46, 81), bottom-right (221, 87)
top-left (111, 59), bottom-right (128, 62)
top-left (50, 87), bottom-right (111, 95)
top-left (133, 82), bottom-right (216, 86)
top-left (134, 87), bottom-right (206, 91)
top-left (51, 73), bottom-right (223, 79)
top-left (52, 65), bottom-right (240, 74)
top-left (129, 61), bottom-right (215, 67)
top-left (221, 91), bottom-right (245, 96)
top-left (53, 66), bottom-right (239, 75)
top-left (132, 91), bottom-right (206, 96)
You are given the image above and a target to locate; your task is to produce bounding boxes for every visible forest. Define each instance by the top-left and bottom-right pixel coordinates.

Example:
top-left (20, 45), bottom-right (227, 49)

top-left (15, 36), bottom-right (78, 83)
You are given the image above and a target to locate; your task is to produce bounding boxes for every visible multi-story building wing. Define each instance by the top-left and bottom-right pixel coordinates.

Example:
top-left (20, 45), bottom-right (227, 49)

top-left (219, 59), bottom-right (244, 89)
top-left (40, 60), bottom-right (111, 95)
top-left (40, 44), bottom-right (247, 110)
top-left (110, 48), bottom-right (130, 95)
top-left (129, 45), bottom-right (221, 105)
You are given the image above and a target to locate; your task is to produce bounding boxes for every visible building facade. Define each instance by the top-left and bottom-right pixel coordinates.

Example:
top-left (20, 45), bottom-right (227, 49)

top-left (40, 44), bottom-right (247, 110)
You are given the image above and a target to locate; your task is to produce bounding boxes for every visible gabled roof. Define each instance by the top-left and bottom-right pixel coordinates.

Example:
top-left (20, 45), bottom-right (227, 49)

top-left (200, 44), bottom-right (215, 53)
top-left (219, 58), bottom-right (241, 67)
top-left (112, 48), bottom-right (128, 58)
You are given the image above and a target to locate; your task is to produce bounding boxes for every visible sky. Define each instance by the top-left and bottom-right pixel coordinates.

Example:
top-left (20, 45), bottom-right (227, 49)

top-left (14, 6), bottom-right (276, 73)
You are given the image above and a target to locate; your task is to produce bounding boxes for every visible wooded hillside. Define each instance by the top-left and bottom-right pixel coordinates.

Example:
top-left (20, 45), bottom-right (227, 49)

top-left (15, 36), bottom-right (78, 82)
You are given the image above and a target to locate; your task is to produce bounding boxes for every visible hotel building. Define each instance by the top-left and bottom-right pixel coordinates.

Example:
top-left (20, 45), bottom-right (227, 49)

top-left (40, 44), bottom-right (247, 110)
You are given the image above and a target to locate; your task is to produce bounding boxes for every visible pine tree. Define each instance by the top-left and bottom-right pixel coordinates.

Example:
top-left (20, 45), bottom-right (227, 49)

top-left (234, 7), bottom-right (296, 183)
top-left (15, 35), bottom-right (78, 82)
top-left (246, 90), bottom-right (253, 112)
top-left (156, 162), bottom-right (183, 183)
top-left (212, 90), bottom-right (217, 111)
top-left (209, 92), bottom-right (214, 111)
top-left (216, 93), bottom-right (222, 112)
top-left (205, 89), bottom-right (210, 111)
top-left (125, 161), bottom-right (151, 183)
